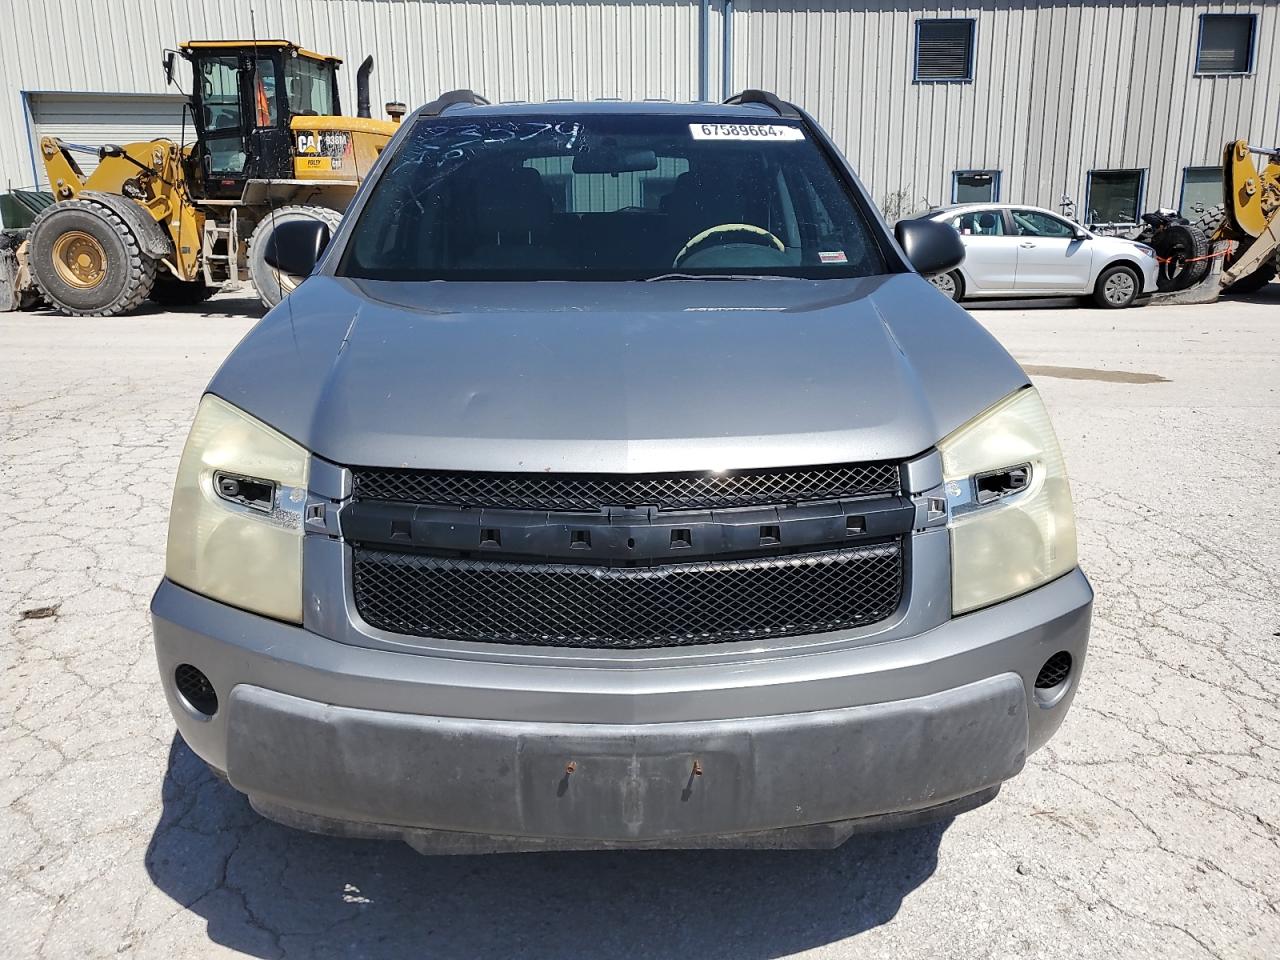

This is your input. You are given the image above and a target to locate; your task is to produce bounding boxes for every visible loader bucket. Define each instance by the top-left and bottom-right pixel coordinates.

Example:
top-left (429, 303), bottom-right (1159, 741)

top-left (0, 189), bottom-right (55, 229)
top-left (1150, 240), bottom-right (1231, 305)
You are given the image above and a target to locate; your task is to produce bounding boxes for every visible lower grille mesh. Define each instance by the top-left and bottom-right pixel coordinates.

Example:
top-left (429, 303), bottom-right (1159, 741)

top-left (352, 542), bottom-right (904, 649)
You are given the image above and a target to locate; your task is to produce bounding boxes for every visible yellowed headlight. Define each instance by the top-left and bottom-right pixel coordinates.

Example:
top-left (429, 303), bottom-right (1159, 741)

top-left (940, 386), bottom-right (1077, 615)
top-left (165, 395), bottom-right (309, 623)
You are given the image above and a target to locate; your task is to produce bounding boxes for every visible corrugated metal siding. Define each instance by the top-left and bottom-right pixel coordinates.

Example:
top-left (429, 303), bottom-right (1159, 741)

top-left (731, 0), bottom-right (1280, 219)
top-left (0, 0), bottom-right (718, 192)
top-left (1, 0), bottom-right (1277, 223)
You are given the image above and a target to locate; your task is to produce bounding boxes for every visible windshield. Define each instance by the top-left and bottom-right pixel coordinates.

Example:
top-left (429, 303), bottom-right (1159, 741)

top-left (339, 113), bottom-right (889, 281)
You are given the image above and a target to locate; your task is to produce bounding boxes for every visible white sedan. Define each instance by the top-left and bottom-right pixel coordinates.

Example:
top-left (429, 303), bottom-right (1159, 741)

top-left (916, 204), bottom-right (1160, 309)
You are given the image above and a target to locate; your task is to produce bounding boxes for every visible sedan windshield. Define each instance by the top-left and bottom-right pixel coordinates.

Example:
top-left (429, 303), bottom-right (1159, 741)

top-left (340, 113), bottom-right (888, 281)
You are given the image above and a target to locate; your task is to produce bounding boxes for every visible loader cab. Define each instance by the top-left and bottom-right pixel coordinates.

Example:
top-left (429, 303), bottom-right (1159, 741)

top-left (181, 41), bottom-right (342, 200)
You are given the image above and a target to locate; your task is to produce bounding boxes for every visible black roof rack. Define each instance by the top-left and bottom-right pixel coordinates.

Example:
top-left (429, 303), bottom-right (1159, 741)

top-left (420, 89), bottom-right (491, 117)
top-left (722, 89), bottom-right (802, 120)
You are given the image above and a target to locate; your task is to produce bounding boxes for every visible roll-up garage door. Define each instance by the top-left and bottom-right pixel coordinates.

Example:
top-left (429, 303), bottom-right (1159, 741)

top-left (29, 92), bottom-right (188, 181)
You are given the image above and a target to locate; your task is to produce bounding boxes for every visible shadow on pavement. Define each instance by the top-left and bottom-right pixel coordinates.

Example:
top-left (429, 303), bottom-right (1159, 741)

top-left (16, 294), bottom-right (264, 320)
top-left (128, 294), bottom-right (266, 319)
top-left (1228, 280), bottom-right (1280, 305)
top-left (146, 735), bottom-right (950, 959)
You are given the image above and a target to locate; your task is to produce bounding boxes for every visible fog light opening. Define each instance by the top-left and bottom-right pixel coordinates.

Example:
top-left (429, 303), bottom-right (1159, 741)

top-left (175, 663), bottom-right (218, 717)
top-left (1034, 651), bottom-right (1073, 705)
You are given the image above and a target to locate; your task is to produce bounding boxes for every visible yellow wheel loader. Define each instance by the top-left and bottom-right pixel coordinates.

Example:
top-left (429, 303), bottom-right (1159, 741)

top-left (1205, 140), bottom-right (1280, 292)
top-left (1150, 139), bottom-right (1280, 304)
top-left (0, 40), bottom-right (404, 316)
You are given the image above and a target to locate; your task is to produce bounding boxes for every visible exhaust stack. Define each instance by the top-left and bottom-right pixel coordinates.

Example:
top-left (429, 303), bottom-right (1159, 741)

top-left (356, 56), bottom-right (373, 118)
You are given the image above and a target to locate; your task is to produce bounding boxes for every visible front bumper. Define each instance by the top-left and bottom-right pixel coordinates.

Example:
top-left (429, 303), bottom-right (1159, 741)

top-left (151, 567), bottom-right (1092, 850)
top-left (1140, 257), bottom-right (1160, 293)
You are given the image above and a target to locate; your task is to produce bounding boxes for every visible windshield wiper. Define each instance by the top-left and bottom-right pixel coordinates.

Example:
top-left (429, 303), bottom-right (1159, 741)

top-left (642, 272), bottom-right (788, 282)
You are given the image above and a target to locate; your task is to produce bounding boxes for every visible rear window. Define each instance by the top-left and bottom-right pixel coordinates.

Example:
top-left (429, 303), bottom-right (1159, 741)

top-left (339, 113), bottom-right (889, 281)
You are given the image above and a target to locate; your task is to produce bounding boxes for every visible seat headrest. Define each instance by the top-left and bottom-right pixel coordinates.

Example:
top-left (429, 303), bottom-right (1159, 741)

top-left (473, 167), bottom-right (553, 241)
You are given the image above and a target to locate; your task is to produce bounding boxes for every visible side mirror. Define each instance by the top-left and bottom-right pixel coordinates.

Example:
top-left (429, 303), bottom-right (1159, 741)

top-left (895, 218), bottom-right (965, 277)
top-left (162, 50), bottom-right (176, 87)
top-left (263, 218), bottom-right (332, 278)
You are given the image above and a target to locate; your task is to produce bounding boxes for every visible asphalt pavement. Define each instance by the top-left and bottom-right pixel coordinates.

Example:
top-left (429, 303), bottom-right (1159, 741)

top-left (2, 286), bottom-right (1277, 958)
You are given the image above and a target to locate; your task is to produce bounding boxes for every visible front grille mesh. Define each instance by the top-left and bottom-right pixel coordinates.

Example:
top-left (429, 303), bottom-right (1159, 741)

top-left (352, 541), bottom-right (904, 649)
top-left (351, 462), bottom-right (901, 512)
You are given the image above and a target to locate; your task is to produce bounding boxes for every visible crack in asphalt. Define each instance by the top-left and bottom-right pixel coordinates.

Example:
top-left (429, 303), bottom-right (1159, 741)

top-left (2, 298), bottom-right (1278, 958)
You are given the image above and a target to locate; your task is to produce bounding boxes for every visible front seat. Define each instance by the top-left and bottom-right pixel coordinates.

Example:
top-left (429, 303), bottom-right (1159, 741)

top-left (977, 212), bottom-right (999, 235)
top-left (462, 167), bottom-right (565, 269)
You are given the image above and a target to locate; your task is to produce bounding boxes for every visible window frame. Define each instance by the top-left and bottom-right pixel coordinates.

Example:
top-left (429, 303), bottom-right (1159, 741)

top-left (1194, 13), bottom-right (1257, 77)
top-left (1084, 168), bottom-right (1147, 227)
top-left (913, 18), bottom-right (977, 84)
top-left (951, 169), bottom-right (1001, 204)
top-left (1179, 165), bottom-right (1224, 217)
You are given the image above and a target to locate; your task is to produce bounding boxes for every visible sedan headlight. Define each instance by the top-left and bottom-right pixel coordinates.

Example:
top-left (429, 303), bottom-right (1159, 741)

top-left (939, 386), bottom-right (1077, 615)
top-left (166, 395), bottom-right (309, 622)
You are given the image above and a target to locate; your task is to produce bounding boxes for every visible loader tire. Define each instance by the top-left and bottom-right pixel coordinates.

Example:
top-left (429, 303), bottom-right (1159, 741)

top-left (27, 199), bottom-right (157, 316)
top-left (1152, 223), bottom-right (1210, 292)
top-left (1194, 203), bottom-right (1227, 236)
top-left (149, 272), bottom-right (219, 307)
top-left (248, 205), bottom-right (343, 309)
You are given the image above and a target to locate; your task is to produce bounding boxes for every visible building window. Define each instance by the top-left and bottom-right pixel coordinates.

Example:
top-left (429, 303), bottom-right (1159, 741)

top-left (1086, 170), bottom-right (1145, 225)
top-left (915, 20), bottom-right (975, 82)
top-left (1180, 166), bottom-right (1223, 217)
top-left (952, 170), bottom-right (1000, 203)
top-left (1196, 15), bottom-right (1255, 75)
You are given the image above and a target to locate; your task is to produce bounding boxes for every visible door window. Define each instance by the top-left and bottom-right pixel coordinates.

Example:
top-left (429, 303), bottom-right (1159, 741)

top-left (196, 56), bottom-right (248, 175)
top-left (197, 57), bottom-right (241, 132)
top-left (953, 211), bottom-right (1005, 236)
top-left (1010, 210), bottom-right (1076, 238)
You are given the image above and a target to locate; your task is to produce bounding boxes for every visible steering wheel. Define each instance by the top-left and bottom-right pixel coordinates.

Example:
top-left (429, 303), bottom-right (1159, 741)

top-left (673, 223), bottom-right (785, 268)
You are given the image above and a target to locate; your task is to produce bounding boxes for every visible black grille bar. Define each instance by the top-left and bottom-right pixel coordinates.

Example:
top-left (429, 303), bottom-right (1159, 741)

top-left (350, 461), bottom-right (902, 513)
top-left (352, 541), bottom-right (905, 650)
top-left (341, 496), bottom-right (915, 564)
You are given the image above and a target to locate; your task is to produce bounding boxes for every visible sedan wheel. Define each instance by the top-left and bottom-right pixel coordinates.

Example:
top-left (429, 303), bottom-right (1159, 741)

top-left (1092, 265), bottom-right (1140, 309)
top-left (928, 270), bottom-right (963, 302)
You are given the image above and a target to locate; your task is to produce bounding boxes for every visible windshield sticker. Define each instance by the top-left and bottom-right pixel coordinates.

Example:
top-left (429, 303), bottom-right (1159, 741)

top-left (689, 123), bottom-right (805, 142)
top-left (819, 251), bottom-right (848, 264)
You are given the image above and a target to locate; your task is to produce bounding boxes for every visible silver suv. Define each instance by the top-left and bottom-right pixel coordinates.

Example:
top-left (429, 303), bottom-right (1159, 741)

top-left (152, 91), bottom-right (1092, 852)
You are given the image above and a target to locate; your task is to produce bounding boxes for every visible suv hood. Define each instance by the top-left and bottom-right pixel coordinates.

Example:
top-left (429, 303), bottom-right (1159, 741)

top-left (209, 275), bottom-right (1027, 473)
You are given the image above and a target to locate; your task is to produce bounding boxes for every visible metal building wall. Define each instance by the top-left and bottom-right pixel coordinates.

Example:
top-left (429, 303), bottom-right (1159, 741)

top-left (0, 0), bottom-right (719, 192)
top-left (730, 0), bottom-right (1280, 217)
top-left (2, 0), bottom-right (1277, 219)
